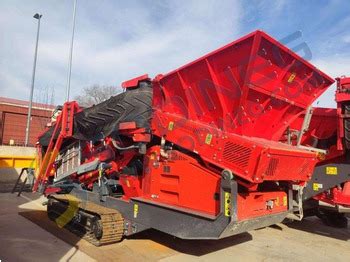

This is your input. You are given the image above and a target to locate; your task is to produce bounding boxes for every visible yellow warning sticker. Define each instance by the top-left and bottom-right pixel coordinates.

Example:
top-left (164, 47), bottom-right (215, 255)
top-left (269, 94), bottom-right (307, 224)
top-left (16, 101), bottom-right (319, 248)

top-left (168, 121), bottom-right (174, 131)
top-left (205, 133), bottom-right (213, 145)
top-left (326, 166), bottom-right (338, 175)
top-left (224, 192), bottom-right (231, 217)
top-left (276, 197), bottom-right (280, 206)
top-left (313, 183), bottom-right (323, 191)
top-left (283, 196), bottom-right (287, 206)
top-left (287, 72), bottom-right (296, 83)
top-left (133, 204), bottom-right (139, 218)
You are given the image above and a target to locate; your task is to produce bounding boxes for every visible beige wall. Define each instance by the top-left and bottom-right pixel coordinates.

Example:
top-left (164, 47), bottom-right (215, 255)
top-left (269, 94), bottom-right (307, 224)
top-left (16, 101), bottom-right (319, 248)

top-left (0, 145), bottom-right (36, 156)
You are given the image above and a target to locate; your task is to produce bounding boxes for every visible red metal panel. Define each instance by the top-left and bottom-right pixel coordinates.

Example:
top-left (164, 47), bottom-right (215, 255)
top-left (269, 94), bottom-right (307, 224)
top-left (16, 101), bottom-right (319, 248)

top-left (289, 107), bottom-right (338, 142)
top-left (338, 77), bottom-right (350, 89)
top-left (237, 191), bottom-right (288, 220)
top-left (153, 30), bottom-right (334, 141)
top-left (314, 182), bottom-right (350, 207)
top-left (141, 146), bottom-right (221, 216)
top-left (152, 111), bottom-right (317, 183)
top-left (121, 74), bottom-right (149, 89)
top-left (335, 76), bottom-right (350, 150)
top-left (33, 102), bottom-right (81, 192)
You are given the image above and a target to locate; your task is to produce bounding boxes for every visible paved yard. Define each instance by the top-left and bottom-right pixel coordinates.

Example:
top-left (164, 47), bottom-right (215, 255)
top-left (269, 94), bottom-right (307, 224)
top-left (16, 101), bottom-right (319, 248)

top-left (0, 192), bottom-right (349, 262)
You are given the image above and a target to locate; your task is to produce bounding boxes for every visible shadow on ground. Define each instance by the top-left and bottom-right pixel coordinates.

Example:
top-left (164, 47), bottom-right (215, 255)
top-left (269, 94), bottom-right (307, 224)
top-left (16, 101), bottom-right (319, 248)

top-left (0, 192), bottom-right (85, 262)
top-left (19, 208), bottom-right (253, 260)
top-left (127, 229), bottom-right (252, 256)
top-left (18, 207), bottom-right (350, 259)
top-left (17, 195), bottom-right (350, 261)
top-left (285, 216), bottom-right (350, 241)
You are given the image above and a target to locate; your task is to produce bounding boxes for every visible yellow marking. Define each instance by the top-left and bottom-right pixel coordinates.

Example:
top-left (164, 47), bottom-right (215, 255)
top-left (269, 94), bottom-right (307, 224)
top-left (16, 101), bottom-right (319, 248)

top-left (55, 194), bottom-right (80, 228)
top-left (224, 192), bottom-right (231, 217)
top-left (38, 148), bottom-right (59, 180)
top-left (276, 197), bottom-right (280, 206)
top-left (150, 152), bottom-right (156, 160)
top-left (168, 121), bottom-right (174, 131)
top-left (0, 155), bottom-right (37, 169)
top-left (326, 166), bottom-right (338, 175)
top-left (283, 196), bottom-right (287, 206)
top-left (126, 179), bottom-right (130, 187)
top-left (313, 183), bottom-right (323, 191)
top-left (205, 133), bottom-right (213, 145)
top-left (317, 152), bottom-right (326, 161)
top-left (287, 72), bottom-right (296, 83)
top-left (133, 204), bottom-right (139, 218)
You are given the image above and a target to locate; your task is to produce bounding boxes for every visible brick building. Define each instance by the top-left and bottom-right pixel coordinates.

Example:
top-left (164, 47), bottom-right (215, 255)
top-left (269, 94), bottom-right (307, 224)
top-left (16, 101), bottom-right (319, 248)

top-left (0, 97), bottom-right (55, 146)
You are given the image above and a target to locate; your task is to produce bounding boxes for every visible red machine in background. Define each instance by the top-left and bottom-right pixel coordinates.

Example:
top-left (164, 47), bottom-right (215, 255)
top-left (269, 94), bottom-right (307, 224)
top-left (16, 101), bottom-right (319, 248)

top-left (33, 31), bottom-right (349, 246)
top-left (287, 76), bottom-right (350, 226)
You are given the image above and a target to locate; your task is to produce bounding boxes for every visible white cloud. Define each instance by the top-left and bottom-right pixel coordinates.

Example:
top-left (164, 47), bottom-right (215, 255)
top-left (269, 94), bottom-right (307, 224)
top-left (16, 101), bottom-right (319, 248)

top-left (343, 35), bottom-right (350, 43)
top-left (1, 0), bottom-right (346, 111)
top-left (312, 55), bottom-right (350, 108)
top-left (0, 0), bottom-right (242, 104)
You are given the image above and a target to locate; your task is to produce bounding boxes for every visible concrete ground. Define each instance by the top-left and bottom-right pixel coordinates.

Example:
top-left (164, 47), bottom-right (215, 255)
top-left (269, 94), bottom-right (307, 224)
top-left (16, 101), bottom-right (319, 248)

top-left (0, 192), bottom-right (349, 262)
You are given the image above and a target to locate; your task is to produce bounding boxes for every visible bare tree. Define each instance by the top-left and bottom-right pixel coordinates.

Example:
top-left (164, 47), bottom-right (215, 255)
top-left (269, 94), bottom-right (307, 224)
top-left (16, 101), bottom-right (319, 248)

top-left (74, 85), bottom-right (121, 107)
top-left (35, 85), bottom-right (55, 106)
top-left (34, 85), bottom-right (56, 130)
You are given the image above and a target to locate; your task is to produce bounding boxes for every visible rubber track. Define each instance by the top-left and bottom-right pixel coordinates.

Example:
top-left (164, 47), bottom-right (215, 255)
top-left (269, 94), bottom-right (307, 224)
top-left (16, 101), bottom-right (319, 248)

top-left (48, 194), bottom-right (124, 246)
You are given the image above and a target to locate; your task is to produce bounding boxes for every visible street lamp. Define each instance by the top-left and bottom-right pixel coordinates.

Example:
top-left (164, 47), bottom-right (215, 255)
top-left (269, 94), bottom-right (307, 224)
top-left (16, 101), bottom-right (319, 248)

top-left (25, 13), bottom-right (42, 147)
top-left (65, 0), bottom-right (78, 102)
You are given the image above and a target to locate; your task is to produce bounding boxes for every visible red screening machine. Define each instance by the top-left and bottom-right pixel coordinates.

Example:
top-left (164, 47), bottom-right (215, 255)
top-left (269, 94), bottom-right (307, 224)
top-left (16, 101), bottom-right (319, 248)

top-left (289, 76), bottom-right (350, 226)
top-left (34, 30), bottom-right (349, 245)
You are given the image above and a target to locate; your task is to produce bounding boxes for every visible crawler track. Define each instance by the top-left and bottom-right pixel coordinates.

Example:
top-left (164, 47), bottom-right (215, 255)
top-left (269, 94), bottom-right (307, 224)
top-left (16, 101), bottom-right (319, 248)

top-left (47, 194), bottom-right (124, 246)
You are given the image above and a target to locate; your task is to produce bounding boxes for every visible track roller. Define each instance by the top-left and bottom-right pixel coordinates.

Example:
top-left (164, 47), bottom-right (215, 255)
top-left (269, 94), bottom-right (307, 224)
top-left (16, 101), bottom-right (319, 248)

top-left (47, 194), bottom-right (124, 246)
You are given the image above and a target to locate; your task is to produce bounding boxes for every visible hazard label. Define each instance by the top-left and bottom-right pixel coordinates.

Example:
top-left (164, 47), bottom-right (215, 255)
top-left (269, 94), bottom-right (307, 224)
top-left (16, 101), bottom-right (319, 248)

top-left (313, 183), bottom-right (323, 191)
top-left (133, 204), bottom-right (139, 218)
top-left (224, 192), bottom-right (231, 217)
top-left (168, 121), bottom-right (174, 131)
top-left (205, 133), bottom-right (213, 145)
top-left (326, 166), bottom-right (338, 175)
top-left (287, 72), bottom-right (296, 83)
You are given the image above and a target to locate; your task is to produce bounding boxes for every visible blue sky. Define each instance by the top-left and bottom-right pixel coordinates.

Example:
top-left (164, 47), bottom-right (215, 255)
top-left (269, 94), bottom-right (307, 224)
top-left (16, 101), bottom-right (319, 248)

top-left (0, 0), bottom-right (349, 107)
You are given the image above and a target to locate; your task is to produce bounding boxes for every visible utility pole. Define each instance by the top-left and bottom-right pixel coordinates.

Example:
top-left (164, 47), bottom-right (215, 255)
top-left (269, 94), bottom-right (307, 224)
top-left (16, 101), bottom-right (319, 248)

top-left (65, 0), bottom-right (78, 101)
top-left (25, 13), bottom-right (42, 147)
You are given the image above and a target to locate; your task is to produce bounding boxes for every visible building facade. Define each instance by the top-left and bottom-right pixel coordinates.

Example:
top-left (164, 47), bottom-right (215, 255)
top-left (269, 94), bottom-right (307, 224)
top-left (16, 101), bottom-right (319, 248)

top-left (0, 97), bottom-right (55, 146)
